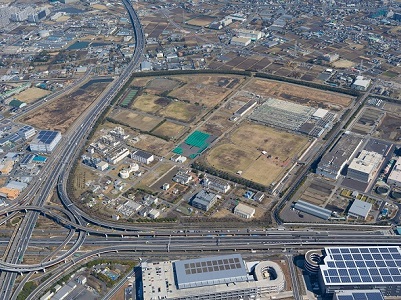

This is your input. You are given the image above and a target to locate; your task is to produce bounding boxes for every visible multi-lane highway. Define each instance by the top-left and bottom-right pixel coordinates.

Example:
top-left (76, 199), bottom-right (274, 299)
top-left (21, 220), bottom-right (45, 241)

top-left (0, 0), bottom-right (145, 298)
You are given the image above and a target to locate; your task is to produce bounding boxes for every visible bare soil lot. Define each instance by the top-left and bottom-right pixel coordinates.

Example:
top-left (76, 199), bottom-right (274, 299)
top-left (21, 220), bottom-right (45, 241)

top-left (169, 75), bottom-right (243, 107)
top-left (14, 87), bottom-right (50, 103)
top-left (206, 123), bottom-right (309, 186)
top-left (186, 16), bottom-right (215, 27)
top-left (22, 81), bottom-right (110, 133)
top-left (146, 78), bottom-right (181, 94)
top-left (376, 113), bottom-right (401, 141)
top-left (245, 78), bottom-right (353, 110)
top-left (134, 134), bottom-right (174, 157)
top-left (159, 101), bottom-right (203, 123)
top-left (131, 93), bottom-right (167, 113)
top-left (111, 109), bottom-right (162, 132)
top-left (151, 121), bottom-right (187, 140)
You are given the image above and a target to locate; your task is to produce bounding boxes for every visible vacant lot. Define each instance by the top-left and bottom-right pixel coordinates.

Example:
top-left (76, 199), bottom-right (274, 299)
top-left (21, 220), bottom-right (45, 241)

top-left (146, 78), bottom-right (181, 94)
top-left (245, 78), bottom-right (353, 109)
top-left (22, 81), bottom-right (110, 133)
top-left (131, 93), bottom-right (167, 113)
top-left (376, 113), bottom-right (401, 141)
top-left (111, 109), bottom-right (162, 132)
top-left (169, 75), bottom-right (243, 107)
top-left (199, 110), bottom-right (233, 137)
top-left (331, 59), bottom-right (356, 68)
top-left (186, 16), bottom-right (215, 27)
top-left (151, 121), bottom-right (187, 140)
top-left (134, 134), bottom-right (174, 157)
top-left (130, 77), bottom-right (152, 87)
top-left (159, 101), bottom-right (203, 123)
top-left (14, 87), bottom-right (50, 103)
top-left (206, 123), bottom-right (309, 186)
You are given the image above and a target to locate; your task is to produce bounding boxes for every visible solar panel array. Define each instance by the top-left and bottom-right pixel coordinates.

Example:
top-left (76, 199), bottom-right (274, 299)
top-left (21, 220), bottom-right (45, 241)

top-left (183, 256), bottom-right (242, 275)
top-left (335, 290), bottom-right (384, 300)
top-left (322, 247), bottom-right (401, 285)
top-left (36, 131), bottom-right (59, 144)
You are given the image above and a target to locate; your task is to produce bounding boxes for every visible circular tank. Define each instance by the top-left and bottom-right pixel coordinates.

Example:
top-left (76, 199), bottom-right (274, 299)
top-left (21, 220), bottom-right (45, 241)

top-left (391, 190), bottom-right (401, 200)
top-left (304, 250), bottom-right (323, 274)
top-left (119, 169), bottom-right (129, 179)
top-left (376, 185), bottom-right (389, 195)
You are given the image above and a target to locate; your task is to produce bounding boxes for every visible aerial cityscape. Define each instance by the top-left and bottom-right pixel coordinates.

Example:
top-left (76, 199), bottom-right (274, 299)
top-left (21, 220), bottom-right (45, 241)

top-left (0, 0), bottom-right (401, 299)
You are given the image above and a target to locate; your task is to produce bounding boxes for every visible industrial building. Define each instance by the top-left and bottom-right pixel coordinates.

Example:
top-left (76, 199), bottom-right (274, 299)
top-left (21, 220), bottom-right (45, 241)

top-left (141, 254), bottom-right (285, 300)
top-left (319, 246), bottom-right (401, 296)
top-left (29, 130), bottom-right (61, 153)
top-left (293, 200), bottom-right (332, 220)
top-left (347, 150), bottom-right (383, 182)
top-left (236, 29), bottom-right (263, 40)
top-left (333, 290), bottom-right (384, 300)
top-left (131, 150), bottom-right (154, 164)
top-left (348, 199), bottom-right (372, 220)
top-left (317, 134), bottom-right (363, 180)
top-left (191, 190), bottom-right (219, 211)
top-left (230, 36), bottom-right (251, 47)
top-left (202, 176), bottom-right (231, 193)
top-left (352, 76), bottom-right (371, 91)
top-left (173, 171), bottom-right (193, 185)
top-left (234, 203), bottom-right (255, 219)
top-left (18, 125), bottom-right (35, 140)
top-left (387, 157), bottom-right (401, 187)
top-left (107, 147), bottom-right (130, 164)
top-left (233, 99), bottom-right (257, 117)
top-left (304, 249), bottom-right (324, 274)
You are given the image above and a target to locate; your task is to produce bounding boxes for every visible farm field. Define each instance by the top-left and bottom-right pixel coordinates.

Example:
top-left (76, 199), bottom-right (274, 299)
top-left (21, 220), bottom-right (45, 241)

top-left (168, 75), bottom-right (243, 107)
top-left (151, 121), bottom-right (187, 140)
top-left (206, 123), bottom-right (310, 186)
top-left (131, 93), bottom-right (165, 113)
top-left (111, 109), bottom-right (162, 132)
top-left (245, 78), bottom-right (353, 110)
top-left (159, 101), bottom-right (203, 123)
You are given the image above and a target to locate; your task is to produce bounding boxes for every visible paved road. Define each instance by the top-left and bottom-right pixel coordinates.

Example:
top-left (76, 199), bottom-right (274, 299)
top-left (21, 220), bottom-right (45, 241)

top-left (0, 0), bottom-right (145, 298)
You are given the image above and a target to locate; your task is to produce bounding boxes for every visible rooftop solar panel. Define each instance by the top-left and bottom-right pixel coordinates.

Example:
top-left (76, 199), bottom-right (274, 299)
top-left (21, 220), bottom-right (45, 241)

top-left (322, 246), bottom-right (401, 286)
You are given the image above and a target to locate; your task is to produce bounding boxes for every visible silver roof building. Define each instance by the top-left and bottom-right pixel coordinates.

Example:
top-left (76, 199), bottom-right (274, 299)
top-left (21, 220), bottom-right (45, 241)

top-left (174, 254), bottom-right (248, 289)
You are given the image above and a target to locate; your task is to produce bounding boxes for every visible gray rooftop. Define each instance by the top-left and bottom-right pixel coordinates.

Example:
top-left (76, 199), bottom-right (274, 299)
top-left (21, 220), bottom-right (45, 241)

top-left (348, 199), bottom-right (372, 218)
top-left (132, 149), bottom-right (153, 159)
top-left (174, 254), bottom-right (248, 289)
top-left (318, 134), bottom-right (362, 174)
top-left (294, 200), bottom-right (332, 220)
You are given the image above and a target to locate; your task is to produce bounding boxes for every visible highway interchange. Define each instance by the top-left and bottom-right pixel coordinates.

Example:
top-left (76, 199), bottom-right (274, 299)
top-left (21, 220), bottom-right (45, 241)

top-left (0, 1), bottom-right (399, 299)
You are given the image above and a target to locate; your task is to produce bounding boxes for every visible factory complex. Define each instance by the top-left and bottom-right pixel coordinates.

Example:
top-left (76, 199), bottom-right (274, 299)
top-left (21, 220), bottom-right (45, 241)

top-left (141, 254), bottom-right (286, 300)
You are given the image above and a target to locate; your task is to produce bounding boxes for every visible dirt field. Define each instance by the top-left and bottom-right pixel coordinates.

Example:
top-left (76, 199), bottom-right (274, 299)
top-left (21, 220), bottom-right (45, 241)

top-left (168, 75), bottom-right (243, 107)
top-left (199, 110), bottom-right (233, 137)
top-left (331, 59), bottom-right (356, 68)
top-left (130, 77), bottom-right (152, 87)
top-left (186, 16), bottom-right (215, 27)
top-left (111, 109), bottom-right (162, 132)
top-left (134, 134), bottom-right (174, 157)
top-left (72, 164), bottom-right (99, 198)
top-left (375, 113), bottom-right (401, 141)
top-left (151, 121), bottom-right (187, 140)
top-left (245, 78), bottom-right (353, 109)
top-left (146, 78), bottom-right (181, 94)
top-left (14, 87), bottom-right (50, 103)
top-left (206, 123), bottom-right (309, 186)
top-left (131, 93), bottom-right (170, 113)
top-left (138, 162), bottom-right (176, 188)
top-left (159, 101), bottom-right (203, 123)
top-left (22, 81), bottom-right (110, 133)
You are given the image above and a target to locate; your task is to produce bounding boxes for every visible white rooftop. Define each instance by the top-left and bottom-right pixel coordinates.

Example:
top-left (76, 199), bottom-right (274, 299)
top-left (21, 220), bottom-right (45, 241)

top-left (348, 150), bottom-right (382, 174)
top-left (348, 199), bottom-right (372, 218)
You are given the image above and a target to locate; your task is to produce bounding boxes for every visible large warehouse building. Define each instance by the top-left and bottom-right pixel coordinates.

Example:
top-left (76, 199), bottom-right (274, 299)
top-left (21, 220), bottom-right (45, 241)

top-left (29, 130), bottom-right (61, 153)
top-left (141, 254), bottom-right (285, 300)
top-left (319, 246), bottom-right (401, 296)
top-left (316, 134), bottom-right (362, 180)
top-left (347, 150), bottom-right (383, 182)
top-left (387, 157), bottom-right (401, 187)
